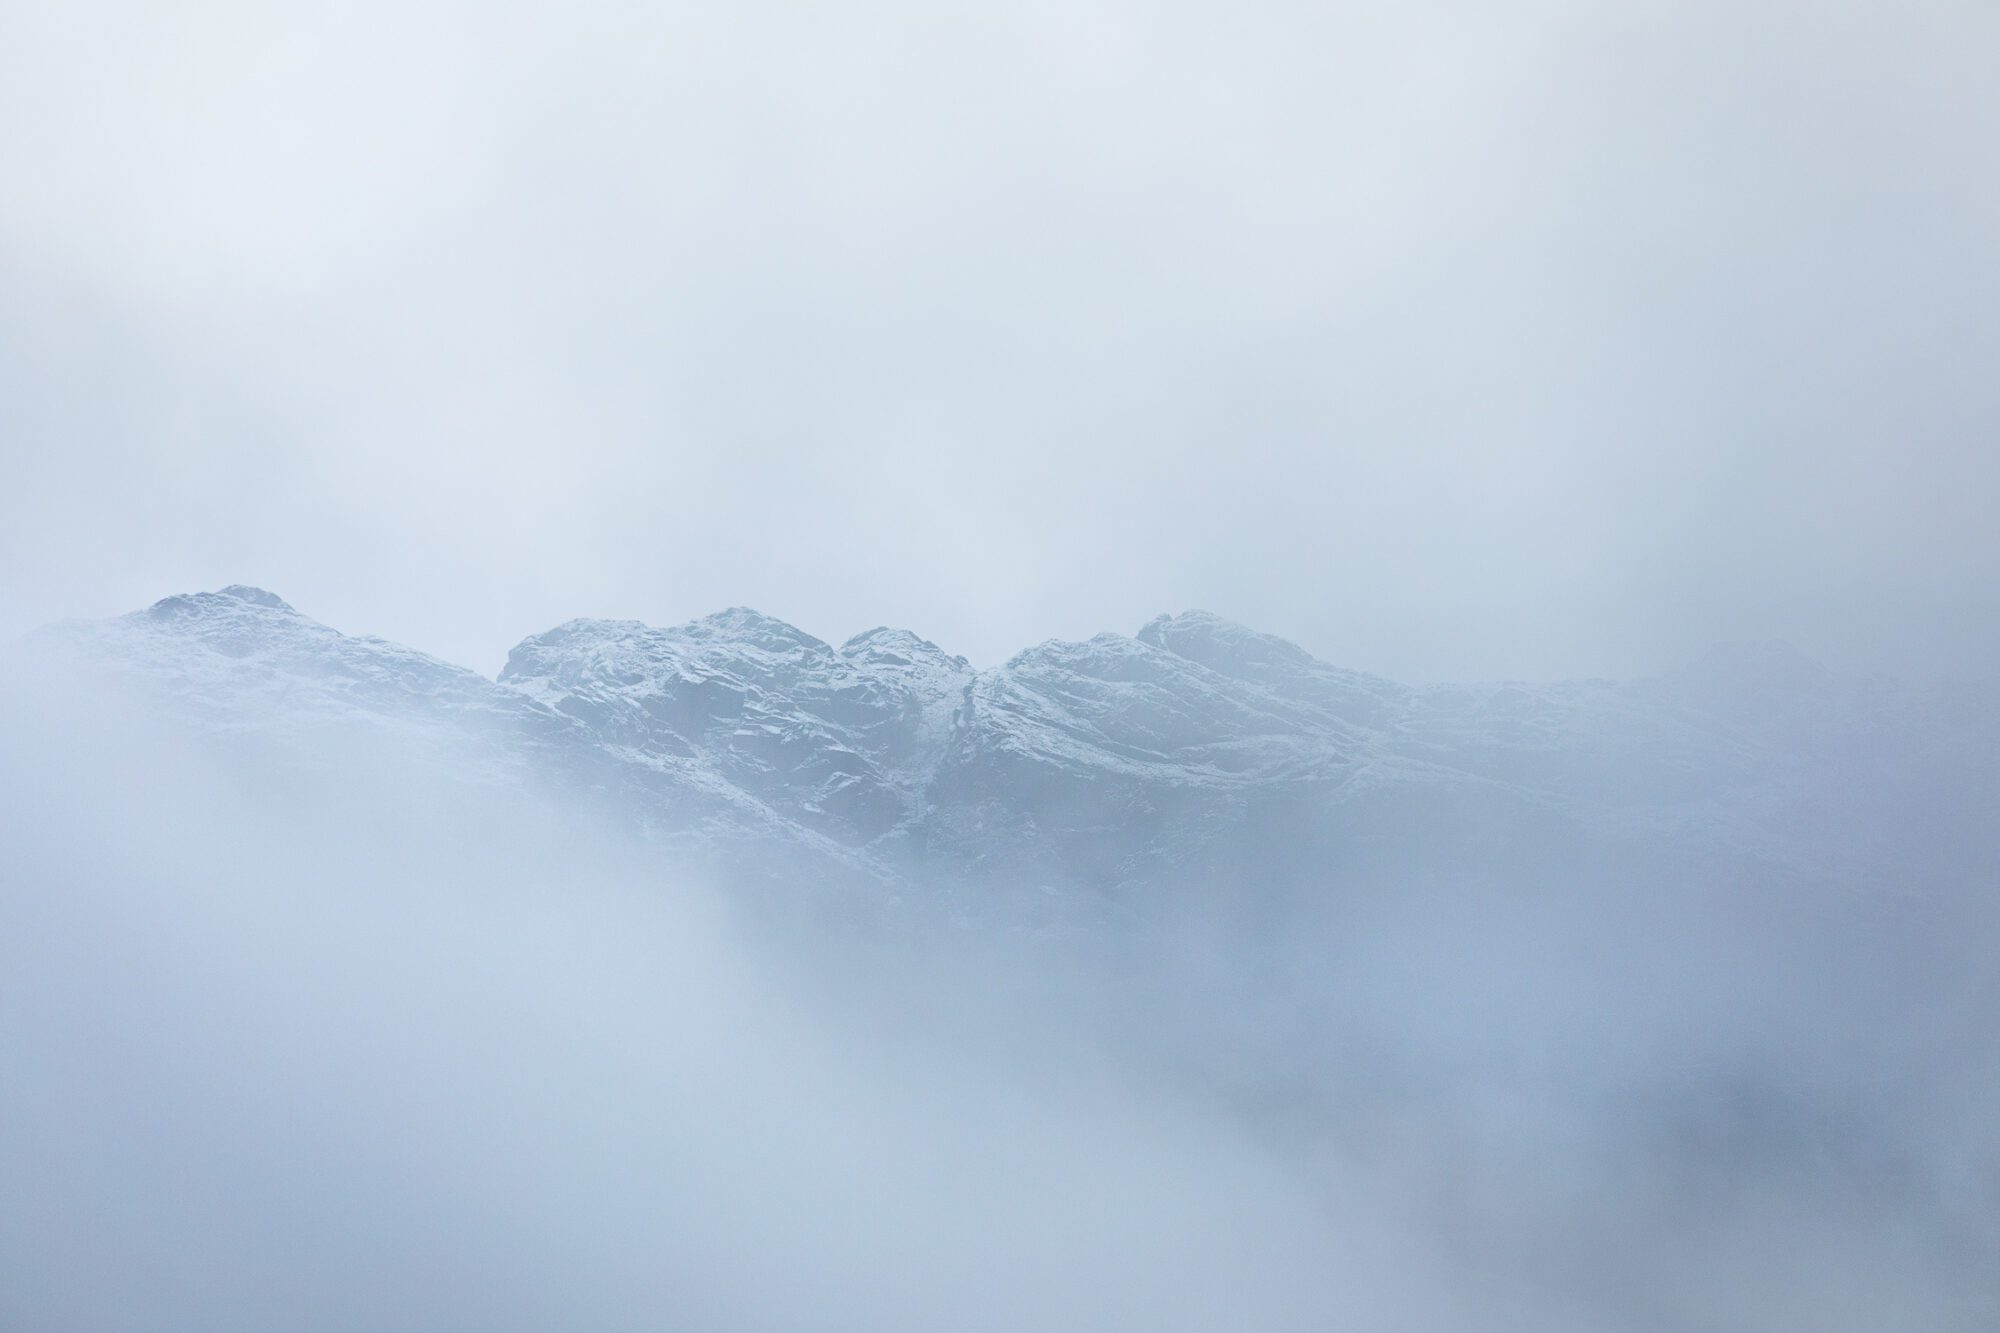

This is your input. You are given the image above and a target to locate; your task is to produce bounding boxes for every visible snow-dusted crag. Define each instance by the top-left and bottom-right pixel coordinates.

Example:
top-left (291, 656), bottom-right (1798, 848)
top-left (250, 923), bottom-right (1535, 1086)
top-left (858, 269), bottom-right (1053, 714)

top-left (16, 585), bottom-right (1995, 905)
top-left (15, 587), bottom-right (891, 891)
top-left (501, 609), bottom-right (972, 850)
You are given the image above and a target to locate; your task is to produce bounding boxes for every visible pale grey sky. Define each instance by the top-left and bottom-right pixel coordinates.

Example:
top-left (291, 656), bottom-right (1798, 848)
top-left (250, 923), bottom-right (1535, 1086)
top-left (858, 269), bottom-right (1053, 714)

top-left (3, 1), bottom-right (1995, 680)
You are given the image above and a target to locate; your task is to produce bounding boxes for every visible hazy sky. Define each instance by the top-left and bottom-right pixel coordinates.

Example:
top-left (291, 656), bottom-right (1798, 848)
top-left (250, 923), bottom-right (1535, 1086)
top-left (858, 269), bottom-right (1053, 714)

top-left (3, 1), bottom-right (1995, 681)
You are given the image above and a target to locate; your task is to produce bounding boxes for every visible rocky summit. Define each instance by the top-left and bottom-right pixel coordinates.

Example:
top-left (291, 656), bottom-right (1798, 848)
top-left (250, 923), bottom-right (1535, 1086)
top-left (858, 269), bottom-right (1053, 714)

top-left (18, 585), bottom-right (1998, 908)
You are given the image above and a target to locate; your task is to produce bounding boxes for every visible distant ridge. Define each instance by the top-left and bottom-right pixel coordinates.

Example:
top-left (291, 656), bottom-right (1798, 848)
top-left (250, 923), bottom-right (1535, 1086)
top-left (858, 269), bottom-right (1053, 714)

top-left (17, 586), bottom-right (1997, 905)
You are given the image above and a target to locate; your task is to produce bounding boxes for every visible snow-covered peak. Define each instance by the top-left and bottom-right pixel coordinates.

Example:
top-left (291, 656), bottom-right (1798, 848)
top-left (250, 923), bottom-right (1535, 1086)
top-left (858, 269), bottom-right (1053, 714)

top-left (500, 607), bottom-right (976, 848)
top-left (840, 627), bottom-right (967, 674)
top-left (29, 586), bottom-right (1983, 907)
top-left (145, 584), bottom-right (300, 624)
top-left (1136, 609), bottom-right (1312, 670)
top-left (1135, 609), bottom-right (1404, 727)
top-left (1001, 632), bottom-right (1174, 682)
top-left (680, 607), bottom-right (833, 657)
top-left (503, 609), bottom-right (834, 698)
top-left (51, 586), bottom-right (533, 731)
top-left (501, 609), bottom-right (845, 696)
top-left (215, 584), bottom-right (295, 611)
top-left (22, 588), bottom-right (893, 892)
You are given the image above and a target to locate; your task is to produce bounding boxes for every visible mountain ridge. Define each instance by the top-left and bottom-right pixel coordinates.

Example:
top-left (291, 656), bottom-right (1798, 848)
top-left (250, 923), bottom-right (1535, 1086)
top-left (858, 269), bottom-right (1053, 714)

top-left (15, 584), bottom-right (1994, 907)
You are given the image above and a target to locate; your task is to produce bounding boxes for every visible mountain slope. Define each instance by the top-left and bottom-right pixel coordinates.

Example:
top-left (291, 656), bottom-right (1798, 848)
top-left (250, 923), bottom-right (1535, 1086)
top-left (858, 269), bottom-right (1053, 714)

top-left (16, 586), bottom-right (1994, 905)
top-left (13, 586), bottom-right (890, 891)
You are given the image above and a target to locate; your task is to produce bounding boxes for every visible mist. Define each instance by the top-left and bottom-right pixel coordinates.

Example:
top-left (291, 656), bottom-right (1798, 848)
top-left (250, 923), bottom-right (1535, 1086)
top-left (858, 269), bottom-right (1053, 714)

top-left (0, 675), bottom-right (1453, 1332)
top-left (4, 1), bottom-right (1997, 1327)
top-left (5, 608), bottom-right (1996, 1331)
top-left (4, 0), bottom-right (1998, 680)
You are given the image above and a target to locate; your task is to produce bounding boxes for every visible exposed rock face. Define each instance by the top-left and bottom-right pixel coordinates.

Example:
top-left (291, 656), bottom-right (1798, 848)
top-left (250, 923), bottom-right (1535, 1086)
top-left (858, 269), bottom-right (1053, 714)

top-left (17, 587), bottom-right (892, 892)
top-left (500, 609), bottom-right (974, 848)
top-left (18, 585), bottom-right (1997, 906)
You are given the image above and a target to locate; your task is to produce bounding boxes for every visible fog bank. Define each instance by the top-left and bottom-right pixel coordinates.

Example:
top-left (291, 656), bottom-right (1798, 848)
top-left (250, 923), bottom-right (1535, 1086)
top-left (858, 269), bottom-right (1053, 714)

top-left (3, 664), bottom-right (1994, 1331)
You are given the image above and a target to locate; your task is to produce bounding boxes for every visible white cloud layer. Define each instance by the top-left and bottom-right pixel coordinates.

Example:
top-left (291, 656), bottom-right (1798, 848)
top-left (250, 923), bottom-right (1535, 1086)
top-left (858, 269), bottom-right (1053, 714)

top-left (3, 1), bottom-right (1995, 679)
